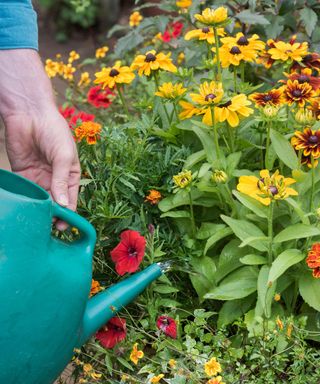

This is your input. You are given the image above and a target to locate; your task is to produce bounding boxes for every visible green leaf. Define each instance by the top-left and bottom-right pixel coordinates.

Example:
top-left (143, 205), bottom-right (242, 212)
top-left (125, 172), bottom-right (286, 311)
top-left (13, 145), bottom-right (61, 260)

top-left (184, 150), bottom-right (206, 169)
top-left (160, 210), bottom-right (190, 218)
top-left (268, 249), bottom-right (304, 284)
top-left (204, 227), bottom-right (233, 255)
top-left (190, 256), bottom-right (217, 299)
top-left (240, 254), bottom-right (267, 265)
top-left (299, 272), bottom-right (320, 311)
top-left (196, 223), bottom-right (226, 240)
top-left (239, 236), bottom-right (269, 249)
top-left (233, 190), bottom-right (268, 218)
top-left (117, 357), bottom-right (133, 371)
top-left (236, 10), bottom-right (270, 25)
top-left (153, 285), bottom-right (179, 294)
top-left (158, 299), bottom-right (181, 308)
top-left (221, 215), bottom-right (267, 252)
top-left (218, 295), bottom-right (256, 327)
top-left (270, 129), bottom-right (299, 170)
top-left (286, 198), bottom-right (310, 225)
top-left (158, 189), bottom-right (202, 212)
top-left (204, 266), bottom-right (259, 300)
top-left (257, 265), bottom-right (276, 318)
top-left (274, 224), bottom-right (320, 243)
top-left (114, 31), bottom-right (144, 57)
top-left (299, 8), bottom-right (318, 37)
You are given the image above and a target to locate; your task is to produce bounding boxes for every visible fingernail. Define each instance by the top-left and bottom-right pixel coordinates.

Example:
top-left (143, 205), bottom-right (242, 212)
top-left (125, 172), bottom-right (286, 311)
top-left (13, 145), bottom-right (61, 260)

top-left (58, 194), bottom-right (69, 207)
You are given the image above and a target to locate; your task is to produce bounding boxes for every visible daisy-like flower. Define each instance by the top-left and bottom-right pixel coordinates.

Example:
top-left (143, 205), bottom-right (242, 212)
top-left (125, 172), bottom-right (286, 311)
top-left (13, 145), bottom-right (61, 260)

top-left (306, 243), bottom-right (320, 278)
top-left (96, 317), bottom-right (127, 349)
top-left (130, 343), bottom-right (144, 365)
top-left (220, 32), bottom-right (265, 61)
top-left (237, 169), bottom-right (298, 206)
top-left (82, 364), bottom-right (102, 380)
top-left (190, 81), bottom-right (224, 106)
top-left (173, 169), bottom-right (192, 189)
top-left (309, 99), bottom-right (320, 120)
top-left (78, 72), bottom-right (91, 87)
top-left (184, 27), bottom-right (225, 45)
top-left (129, 11), bottom-right (143, 27)
top-left (214, 94), bottom-right (253, 127)
top-left (90, 279), bottom-right (102, 297)
top-left (155, 82), bottom-right (186, 99)
top-left (249, 89), bottom-right (284, 107)
top-left (282, 79), bottom-right (315, 107)
top-left (291, 52), bottom-right (320, 72)
top-left (194, 7), bottom-right (228, 26)
top-left (207, 377), bottom-right (225, 384)
top-left (68, 50), bottom-right (80, 63)
top-left (150, 374), bottom-right (165, 383)
top-left (179, 100), bottom-right (202, 120)
top-left (62, 63), bottom-right (76, 81)
top-left (281, 68), bottom-right (320, 91)
top-left (95, 46), bottom-right (109, 59)
top-left (145, 190), bottom-right (162, 205)
top-left (131, 50), bottom-right (177, 76)
top-left (156, 316), bottom-right (177, 339)
top-left (110, 230), bottom-right (146, 276)
top-left (176, 0), bottom-right (192, 8)
top-left (74, 121), bottom-right (102, 145)
top-left (217, 43), bottom-right (245, 68)
top-left (45, 59), bottom-right (60, 78)
top-left (204, 357), bottom-right (222, 377)
top-left (94, 61), bottom-right (135, 89)
top-left (291, 127), bottom-right (320, 167)
top-left (87, 85), bottom-right (115, 108)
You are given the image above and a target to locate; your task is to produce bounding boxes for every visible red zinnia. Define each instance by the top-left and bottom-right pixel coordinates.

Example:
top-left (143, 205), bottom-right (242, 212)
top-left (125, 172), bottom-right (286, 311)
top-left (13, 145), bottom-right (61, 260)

top-left (110, 230), bottom-right (146, 276)
top-left (172, 21), bottom-right (184, 38)
top-left (156, 316), bottom-right (177, 339)
top-left (96, 317), bottom-right (127, 349)
top-left (59, 105), bottom-right (75, 119)
top-left (69, 111), bottom-right (95, 128)
top-left (87, 85), bottom-right (115, 108)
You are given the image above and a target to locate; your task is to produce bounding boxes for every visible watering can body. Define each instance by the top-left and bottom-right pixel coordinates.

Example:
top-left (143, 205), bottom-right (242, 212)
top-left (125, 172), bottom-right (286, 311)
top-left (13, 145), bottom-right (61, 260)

top-left (0, 169), bottom-right (163, 384)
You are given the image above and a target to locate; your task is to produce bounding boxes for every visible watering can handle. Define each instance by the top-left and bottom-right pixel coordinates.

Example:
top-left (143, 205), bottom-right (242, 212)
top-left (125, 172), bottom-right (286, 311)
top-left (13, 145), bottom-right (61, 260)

top-left (52, 202), bottom-right (97, 249)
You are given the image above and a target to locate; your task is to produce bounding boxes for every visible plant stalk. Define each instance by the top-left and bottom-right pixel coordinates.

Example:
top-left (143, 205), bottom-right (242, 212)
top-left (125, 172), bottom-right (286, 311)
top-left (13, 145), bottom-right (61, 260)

top-left (116, 83), bottom-right (130, 117)
top-left (267, 201), bottom-right (274, 265)
top-left (211, 106), bottom-right (220, 160)
top-left (189, 190), bottom-right (196, 237)
top-left (265, 121), bottom-right (271, 169)
top-left (154, 72), bottom-right (171, 124)
top-left (213, 27), bottom-right (222, 81)
top-left (233, 66), bottom-right (237, 93)
top-left (310, 155), bottom-right (315, 212)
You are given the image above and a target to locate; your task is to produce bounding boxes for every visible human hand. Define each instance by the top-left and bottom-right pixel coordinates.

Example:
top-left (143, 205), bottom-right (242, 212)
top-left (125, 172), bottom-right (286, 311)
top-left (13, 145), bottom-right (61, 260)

top-left (0, 50), bottom-right (80, 229)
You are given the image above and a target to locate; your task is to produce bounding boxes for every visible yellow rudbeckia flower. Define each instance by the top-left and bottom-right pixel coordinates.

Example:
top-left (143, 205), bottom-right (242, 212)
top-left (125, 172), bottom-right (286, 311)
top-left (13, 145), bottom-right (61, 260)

top-left (220, 32), bottom-right (265, 61)
top-left (185, 27), bottom-right (225, 44)
top-left (195, 7), bottom-right (228, 26)
top-left (94, 61), bottom-right (135, 89)
top-left (155, 82), bottom-right (186, 99)
top-left (190, 81), bottom-right (224, 105)
top-left (178, 100), bottom-right (202, 120)
top-left (131, 50), bottom-right (177, 76)
top-left (214, 94), bottom-right (253, 127)
top-left (268, 40), bottom-right (309, 63)
top-left (237, 170), bottom-right (298, 206)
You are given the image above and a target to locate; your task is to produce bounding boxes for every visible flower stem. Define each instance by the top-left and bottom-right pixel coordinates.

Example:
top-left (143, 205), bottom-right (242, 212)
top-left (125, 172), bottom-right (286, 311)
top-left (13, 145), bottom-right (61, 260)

top-left (189, 190), bottom-right (196, 237)
top-left (310, 155), bottom-right (315, 212)
top-left (233, 66), bottom-right (237, 93)
top-left (213, 27), bottom-right (222, 81)
top-left (268, 201), bottom-right (274, 266)
top-left (240, 62), bottom-right (245, 83)
top-left (265, 121), bottom-right (271, 169)
top-left (154, 72), bottom-right (171, 124)
top-left (211, 106), bottom-right (220, 160)
top-left (116, 83), bottom-right (130, 117)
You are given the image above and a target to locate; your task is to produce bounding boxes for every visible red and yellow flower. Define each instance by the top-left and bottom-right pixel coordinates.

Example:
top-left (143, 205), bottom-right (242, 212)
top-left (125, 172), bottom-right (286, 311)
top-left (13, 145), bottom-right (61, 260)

top-left (74, 121), bottom-right (102, 145)
top-left (282, 79), bottom-right (315, 107)
top-left (291, 127), bottom-right (320, 167)
top-left (249, 89), bottom-right (284, 107)
top-left (306, 243), bottom-right (320, 278)
top-left (281, 68), bottom-right (320, 91)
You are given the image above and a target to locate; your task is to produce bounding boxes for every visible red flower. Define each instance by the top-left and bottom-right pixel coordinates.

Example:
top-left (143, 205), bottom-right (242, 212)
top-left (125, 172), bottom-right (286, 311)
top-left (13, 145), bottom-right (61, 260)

top-left (69, 111), bottom-right (95, 128)
top-left (172, 21), bottom-right (184, 38)
top-left (156, 316), bottom-right (177, 339)
top-left (59, 105), bottom-right (75, 119)
top-left (110, 230), bottom-right (146, 276)
top-left (87, 85), bottom-right (115, 108)
top-left (162, 30), bottom-right (172, 43)
top-left (96, 317), bottom-right (127, 349)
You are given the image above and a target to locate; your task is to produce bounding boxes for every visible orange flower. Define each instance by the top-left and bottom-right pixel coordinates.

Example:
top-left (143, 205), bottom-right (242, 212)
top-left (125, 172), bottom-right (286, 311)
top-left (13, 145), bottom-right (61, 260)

top-left (276, 317), bottom-right (284, 330)
top-left (306, 243), bottom-right (320, 278)
top-left (249, 89), bottom-right (284, 107)
top-left (282, 79), bottom-right (315, 107)
top-left (145, 190), bottom-right (162, 205)
top-left (74, 121), bottom-right (102, 145)
top-left (281, 68), bottom-right (320, 91)
top-left (90, 279), bottom-right (102, 297)
top-left (291, 127), bottom-right (320, 167)
top-left (130, 343), bottom-right (144, 365)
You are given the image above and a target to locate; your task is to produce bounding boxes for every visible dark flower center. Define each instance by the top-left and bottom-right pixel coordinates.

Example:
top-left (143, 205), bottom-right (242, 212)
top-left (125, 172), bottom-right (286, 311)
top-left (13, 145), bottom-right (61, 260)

top-left (205, 93), bottom-right (216, 101)
top-left (269, 186), bottom-right (278, 195)
top-left (219, 100), bottom-right (232, 108)
top-left (292, 89), bottom-right (302, 98)
top-left (128, 247), bottom-right (138, 257)
top-left (298, 74), bottom-right (310, 83)
top-left (308, 135), bottom-right (319, 144)
top-left (145, 53), bottom-right (156, 62)
top-left (263, 94), bottom-right (273, 102)
top-left (237, 36), bottom-right (249, 46)
top-left (257, 177), bottom-right (265, 188)
top-left (109, 68), bottom-right (119, 77)
top-left (230, 46), bottom-right (241, 55)
top-left (303, 54), bottom-right (313, 62)
top-left (202, 27), bottom-right (210, 33)
top-left (161, 318), bottom-right (169, 325)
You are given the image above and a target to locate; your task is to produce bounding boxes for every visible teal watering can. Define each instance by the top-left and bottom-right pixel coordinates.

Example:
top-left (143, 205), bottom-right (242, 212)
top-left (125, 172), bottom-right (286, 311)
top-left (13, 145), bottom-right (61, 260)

top-left (0, 169), bottom-right (165, 384)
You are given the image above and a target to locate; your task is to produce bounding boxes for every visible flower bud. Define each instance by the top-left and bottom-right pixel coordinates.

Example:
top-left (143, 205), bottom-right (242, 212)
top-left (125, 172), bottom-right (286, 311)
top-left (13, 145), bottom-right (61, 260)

top-left (263, 105), bottom-right (279, 118)
top-left (212, 170), bottom-right (228, 183)
top-left (295, 108), bottom-right (315, 125)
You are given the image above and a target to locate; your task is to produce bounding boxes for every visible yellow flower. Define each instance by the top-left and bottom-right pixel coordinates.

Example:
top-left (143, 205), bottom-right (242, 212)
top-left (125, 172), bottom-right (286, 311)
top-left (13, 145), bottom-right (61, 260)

top-left (185, 27), bottom-right (225, 45)
top-left (78, 72), bottom-right (91, 87)
top-left (68, 50), bottom-right (80, 63)
top-left (237, 169), bottom-right (298, 206)
top-left (150, 374), bottom-right (164, 383)
top-left (83, 364), bottom-right (93, 374)
top-left (262, 105), bottom-right (280, 118)
top-left (176, 0), bottom-right (192, 8)
top-left (45, 59), bottom-right (59, 78)
top-left (173, 170), bottom-right (192, 189)
top-left (282, 79), bottom-right (315, 107)
top-left (94, 61), bottom-right (135, 89)
top-left (195, 7), bottom-right (228, 26)
top-left (204, 357), bottom-right (222, 377)
top-left (214, 94), bottom-right (253, 127)
top-left (268, 40), bottom-right (309, 63)
top-left (74, 121), bottom-right (102, 145)
top-left (179, 100), bottom-right (202, 120)
top-left (63, 63), bottom-right (76, 81)
top-left (190, 81), bottom-right (224, 106)
top-left (219, 33), bottom-right (265, 62)
top-left (177, 52), bottom-right (185, 64)
top-left (286, 323), bottom-right (293, 338)
top-left (155, 82), bottom-right (186, 99)
top-left (131, 50), bottom-right (177, 76)
top-left (212, 170), bottom-right (228, 183)
top-left (129, 11), bottom-right (143, 27)
top-left (169, 359), bottom-right (177, 368)
top-left (130, 343), bottom-right (144, 365)
top-left (95, 46), bottom-right (109, 59)
top-left (274, 293), bottom-right (281, 302)
top-left (276, 317), bottom-right (284, 330)
top-left (207, 377), bottom-right (225, 384)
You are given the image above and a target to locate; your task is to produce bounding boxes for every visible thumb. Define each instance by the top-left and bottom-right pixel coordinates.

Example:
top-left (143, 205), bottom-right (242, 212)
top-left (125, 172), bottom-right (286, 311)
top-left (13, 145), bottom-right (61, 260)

top-left (51, 155), bottom-right (73, 207)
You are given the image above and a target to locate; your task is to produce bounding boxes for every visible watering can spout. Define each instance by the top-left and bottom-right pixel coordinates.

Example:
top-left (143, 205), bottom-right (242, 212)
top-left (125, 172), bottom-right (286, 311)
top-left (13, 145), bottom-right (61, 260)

top-left (78, 262), bottom-right (169, 346)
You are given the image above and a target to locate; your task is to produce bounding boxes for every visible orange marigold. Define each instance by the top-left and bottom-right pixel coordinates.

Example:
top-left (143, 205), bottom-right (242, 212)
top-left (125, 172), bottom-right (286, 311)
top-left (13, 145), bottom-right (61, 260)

top-left (90, 279), bottom-right (102, 297)
top-left (145, 189), bottom-right (162, 205)
top-left (74, 121), bottom-right (102, 145)
top-left (306, 243), bottom-right (320, 278)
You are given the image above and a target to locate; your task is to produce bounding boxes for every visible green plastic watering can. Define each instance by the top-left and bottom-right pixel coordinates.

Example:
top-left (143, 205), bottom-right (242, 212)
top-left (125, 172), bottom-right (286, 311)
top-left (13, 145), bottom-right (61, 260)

top-left (0, 169), bottom-right (165, 384)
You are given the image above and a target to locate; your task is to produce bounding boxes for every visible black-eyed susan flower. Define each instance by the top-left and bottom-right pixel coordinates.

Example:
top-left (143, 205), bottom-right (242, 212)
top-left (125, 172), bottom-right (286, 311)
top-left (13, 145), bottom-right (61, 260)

top-left (178, 100), bottom-right (202, 120)
top-left (249, 89), bottom-right (284, 107)
top-left (204, 357), bottom-right (222, 377)
top-left (173, 170), bottom-right (192, 189)
top-left (95, 46), bottom-right (109, 59)
top-left (190, 81), bottom-right (224, 105)
top-left (291, 127), bottom-right (320, 167)
top-left (176, 0), bottom-right (192, 8)
top-left (78, 71), bottom-right (91, 87)
top-left (131, 50), bottom-right (177, 76)
top-left (237, 170), bottom-right (298, 206)
top-left (130, 343), bottom-right (144, 365)
top-left (309, 99), bottom-right (320, 120)
top-left (214, 94), bottom-right (253, 127)
top-left (220, 32), bottom-right (265, 61)
top-left (129, 11), bottom-right (143, 27)
top-left (282, 79), bottom-right (315, 107)
top-left (281, 68), bottom-right (320, 91)
top-left (291, 52), bottom-right (320, 72)
top-left (184, 27), bottom-right (225, 45)
top-left (195, 7), bottom-right (228, 26)
top-left (155, 82), bottom-right (186, 99)
top-left (94, 61), bottom-right (135, 89)
top-left (217, 43), bottom-right (245, 68)
top-left (294, 109), bottom-right (315, 125)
